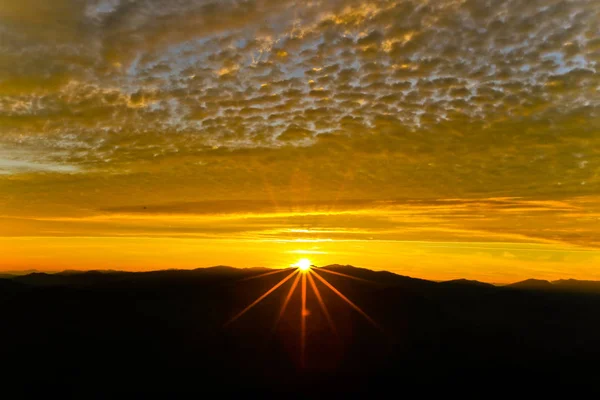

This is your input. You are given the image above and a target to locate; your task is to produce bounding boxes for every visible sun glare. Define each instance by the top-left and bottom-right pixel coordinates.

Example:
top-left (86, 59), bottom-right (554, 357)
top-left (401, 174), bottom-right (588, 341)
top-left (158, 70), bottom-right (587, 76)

top-left (296, 258), bottom-right (312, 271)
top-left (225, 259), bottom-right (382, 367)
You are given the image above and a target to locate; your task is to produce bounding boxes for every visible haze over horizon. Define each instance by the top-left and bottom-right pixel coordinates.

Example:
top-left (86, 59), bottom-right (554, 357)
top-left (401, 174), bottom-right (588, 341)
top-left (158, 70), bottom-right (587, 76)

top-left (1, 0), bottom-right (599, 282)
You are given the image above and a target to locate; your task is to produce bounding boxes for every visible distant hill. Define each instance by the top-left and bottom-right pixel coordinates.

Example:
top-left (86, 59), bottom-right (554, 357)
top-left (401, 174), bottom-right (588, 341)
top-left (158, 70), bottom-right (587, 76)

top-left (505, 278), bottom-right (554, 290)
top-left (505, 278), bottom-right (600, 294)
top-left (0, 269), bottom-right (41, 278)
top-left (318, 264), bottom-right (435, 290)
top-left (439, 278), bottom-right (495, 288)
top-left (8, 265), bottom-right (276, 288)
top-left (3, 265), bottom-right (600, 294)
top-left (552, 279), bottom-right (600, 293)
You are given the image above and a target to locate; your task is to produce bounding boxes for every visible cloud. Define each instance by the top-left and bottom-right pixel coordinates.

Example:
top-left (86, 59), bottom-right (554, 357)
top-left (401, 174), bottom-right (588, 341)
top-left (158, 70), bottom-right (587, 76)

top-left (0, 148), bottom-right (79, 174)
top-left (0, 157), bottom-right (79, 175)
top-left (0, 0), bottom-right (598, 253)
top-left (3, 197), bottom-right (600, 251)
top-left (277, 124), bottom-right (314, 142)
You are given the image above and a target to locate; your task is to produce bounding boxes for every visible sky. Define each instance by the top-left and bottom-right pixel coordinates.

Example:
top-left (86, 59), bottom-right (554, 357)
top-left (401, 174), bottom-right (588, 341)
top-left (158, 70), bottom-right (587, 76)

top-left (1, 0), bottom-right (599, 282)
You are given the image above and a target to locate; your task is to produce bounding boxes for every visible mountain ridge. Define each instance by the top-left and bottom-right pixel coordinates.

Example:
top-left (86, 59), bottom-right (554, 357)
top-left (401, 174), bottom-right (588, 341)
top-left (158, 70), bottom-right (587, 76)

top-left (2, 264), bottom-right (599, 293)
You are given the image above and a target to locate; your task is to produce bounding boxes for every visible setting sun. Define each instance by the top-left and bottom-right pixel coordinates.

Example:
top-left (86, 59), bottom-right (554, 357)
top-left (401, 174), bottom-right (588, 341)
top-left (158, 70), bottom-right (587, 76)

top-left (295, 258), bottom-right (312, 271)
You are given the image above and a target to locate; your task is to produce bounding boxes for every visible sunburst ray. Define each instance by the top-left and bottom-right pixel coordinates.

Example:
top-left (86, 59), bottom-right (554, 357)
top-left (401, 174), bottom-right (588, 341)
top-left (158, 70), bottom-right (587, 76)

top-left (317, 267), bottom-right (376, 284)
top-left (311, 269), bottom-right (382, 332)
top-left (237, 267), bottom-right (291, 282)
top-left (272, 271), bottom-right (302, 332)
top-left (306, 271), bottom-right (337, 335)
top-left (224, 268), bottom-right (299, 327)
top-left (300, 271), bottom-right (307, 367)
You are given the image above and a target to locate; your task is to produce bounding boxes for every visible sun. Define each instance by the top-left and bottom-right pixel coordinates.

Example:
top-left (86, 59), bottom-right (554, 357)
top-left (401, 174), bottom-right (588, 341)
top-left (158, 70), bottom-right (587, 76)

top-left (295, 258), bottom-right (312, 271)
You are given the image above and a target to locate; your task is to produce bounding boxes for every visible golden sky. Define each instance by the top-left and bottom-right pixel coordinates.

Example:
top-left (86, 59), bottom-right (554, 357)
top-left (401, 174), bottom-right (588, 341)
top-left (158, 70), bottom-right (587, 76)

top-left (1, 0), bottom-right (599, 282)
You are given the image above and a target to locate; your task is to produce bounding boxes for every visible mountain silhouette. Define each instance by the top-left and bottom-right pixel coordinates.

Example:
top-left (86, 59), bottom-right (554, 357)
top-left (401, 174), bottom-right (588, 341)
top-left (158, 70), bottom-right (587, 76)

top-left (319, 264), bottom-right (436, 289)
top-left (506, 278), bottom-right (555, 290)
top-left (552, 278), bottom-right (600, 292)
top-left (439, 278), bottom-right (496, 288)
top-left (2, 264), bottom-right (600, 396)
top-left (0, 269), bottom-right (40, 278)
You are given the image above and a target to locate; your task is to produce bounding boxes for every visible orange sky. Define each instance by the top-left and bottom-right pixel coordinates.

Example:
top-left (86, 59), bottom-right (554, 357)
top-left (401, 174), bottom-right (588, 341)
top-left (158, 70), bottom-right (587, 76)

top-left (1, 0), bottom-right (599, 282)
top-left (2, 199), bottom-right (600, 282)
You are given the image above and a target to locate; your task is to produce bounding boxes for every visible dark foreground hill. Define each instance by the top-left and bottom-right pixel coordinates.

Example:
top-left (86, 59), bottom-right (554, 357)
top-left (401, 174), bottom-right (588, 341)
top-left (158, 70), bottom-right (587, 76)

top-left (2, 265), bottom-right (600, 396)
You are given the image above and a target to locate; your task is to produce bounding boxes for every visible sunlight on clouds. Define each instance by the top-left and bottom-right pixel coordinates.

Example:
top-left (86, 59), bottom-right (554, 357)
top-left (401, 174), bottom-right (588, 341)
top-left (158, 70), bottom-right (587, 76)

top-left (0, 149), bottom-right (79, 174)
top-left (1, 236), bottom-right (599, 283)
top-left (2, 196), bottom-right (600, 280)
top-left (288, 249), bottom-right (328, 255)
